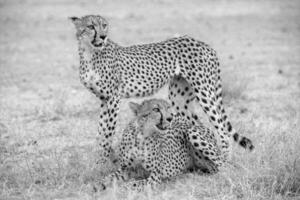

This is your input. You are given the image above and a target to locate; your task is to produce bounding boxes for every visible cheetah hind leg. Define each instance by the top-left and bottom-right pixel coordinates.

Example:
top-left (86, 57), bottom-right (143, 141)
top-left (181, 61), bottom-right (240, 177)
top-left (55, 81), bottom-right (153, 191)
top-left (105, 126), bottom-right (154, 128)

top-left (187, 76), bottom-right (254, 161)
top-left (168, 75), bottom-right (199, 124)
top-left (187, 127), bottom-right (224, 174)
top-left (186, 78), bottom-right (232, 161)
top-left (169, 76), bottom-right (220, 173)
top-left (180, 71), bottom-right (251, 160)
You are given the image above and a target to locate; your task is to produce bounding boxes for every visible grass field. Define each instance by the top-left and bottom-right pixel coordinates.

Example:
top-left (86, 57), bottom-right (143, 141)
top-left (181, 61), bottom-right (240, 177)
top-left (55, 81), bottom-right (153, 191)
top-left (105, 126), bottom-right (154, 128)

top-left (0, 0), bottom-right (300, 199)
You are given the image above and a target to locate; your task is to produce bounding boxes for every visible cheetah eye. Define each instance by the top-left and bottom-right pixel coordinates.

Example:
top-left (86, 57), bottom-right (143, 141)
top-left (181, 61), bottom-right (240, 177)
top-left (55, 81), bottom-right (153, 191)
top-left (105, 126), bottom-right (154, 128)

top-left (153, 108), bottom-right (160, 112)
top-left (87, 25), bottom-right (94, 30)
top-left (142, 113), bottom-right (150, 118)
top-left (102, 23), bottom-right (107, 29)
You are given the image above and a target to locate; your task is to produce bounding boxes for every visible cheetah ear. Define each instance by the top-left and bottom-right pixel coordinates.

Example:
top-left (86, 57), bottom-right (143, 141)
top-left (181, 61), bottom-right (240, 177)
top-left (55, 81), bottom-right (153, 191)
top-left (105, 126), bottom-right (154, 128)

top-left (69, 16), bottom-right (81, 27)
top-left (129, 102), bottom-right (141, 116)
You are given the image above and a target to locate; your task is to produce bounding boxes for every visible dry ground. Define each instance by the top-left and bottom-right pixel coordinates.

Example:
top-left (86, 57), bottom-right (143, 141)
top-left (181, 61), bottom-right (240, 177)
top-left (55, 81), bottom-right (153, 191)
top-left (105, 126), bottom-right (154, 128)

top-left (0, 0), bottom-right (300, 199)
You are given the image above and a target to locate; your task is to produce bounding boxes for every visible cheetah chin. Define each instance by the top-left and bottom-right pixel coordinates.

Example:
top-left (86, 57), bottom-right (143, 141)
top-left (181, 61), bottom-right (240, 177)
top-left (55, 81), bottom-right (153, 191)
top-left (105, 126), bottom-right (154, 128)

top-left (156, 119), bottom-right (169, 131)
top-left (92, 42), bottom-right (104, 47)
top-left (156, 123), bottom-right (167, 131)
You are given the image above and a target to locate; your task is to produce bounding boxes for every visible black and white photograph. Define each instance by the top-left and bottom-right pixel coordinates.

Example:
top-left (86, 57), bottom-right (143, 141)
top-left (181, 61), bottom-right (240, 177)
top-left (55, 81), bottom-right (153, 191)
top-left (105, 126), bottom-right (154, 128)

top-left (0, 0), bottom-right (299, 199)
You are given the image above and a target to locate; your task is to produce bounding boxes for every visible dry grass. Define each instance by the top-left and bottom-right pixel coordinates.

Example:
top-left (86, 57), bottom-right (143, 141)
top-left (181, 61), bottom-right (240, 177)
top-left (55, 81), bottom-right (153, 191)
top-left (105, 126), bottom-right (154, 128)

top-left (0, 0), bottom-right (300, 199)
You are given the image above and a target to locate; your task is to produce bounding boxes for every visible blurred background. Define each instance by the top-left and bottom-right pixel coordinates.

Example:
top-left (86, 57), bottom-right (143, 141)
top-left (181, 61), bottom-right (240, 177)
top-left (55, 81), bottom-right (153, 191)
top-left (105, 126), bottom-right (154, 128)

top-left (0, 0), bottom-right (299, 199)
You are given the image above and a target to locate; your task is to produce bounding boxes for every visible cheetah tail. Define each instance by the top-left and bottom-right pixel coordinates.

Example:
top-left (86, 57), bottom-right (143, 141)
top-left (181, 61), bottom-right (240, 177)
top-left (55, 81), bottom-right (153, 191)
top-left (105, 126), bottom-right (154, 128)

top-left (214, 67), bottom-right (254, 151)
top-left (232, 131), bottom-right (254, 151)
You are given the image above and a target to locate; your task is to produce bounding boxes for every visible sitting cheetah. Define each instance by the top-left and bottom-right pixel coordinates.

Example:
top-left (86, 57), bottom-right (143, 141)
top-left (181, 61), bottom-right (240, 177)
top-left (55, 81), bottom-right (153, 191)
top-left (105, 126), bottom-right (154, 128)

top-left (69, 15), bottom-right (254, 163)
top-left (102, 99), bottom-right (226, 191)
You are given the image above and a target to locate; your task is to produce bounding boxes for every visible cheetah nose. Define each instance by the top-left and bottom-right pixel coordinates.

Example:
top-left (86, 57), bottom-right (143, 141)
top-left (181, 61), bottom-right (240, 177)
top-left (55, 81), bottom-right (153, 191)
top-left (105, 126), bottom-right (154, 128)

top-left (100, 35), bottom-right (106, 40)
top-left (166, 117), bottom-right (173, 122)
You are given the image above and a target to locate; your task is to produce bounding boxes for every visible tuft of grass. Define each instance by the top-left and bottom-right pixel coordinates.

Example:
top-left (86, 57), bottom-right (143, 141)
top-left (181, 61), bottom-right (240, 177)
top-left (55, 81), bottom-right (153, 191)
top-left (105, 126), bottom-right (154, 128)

top-left (1, 87), bottom-right (299, 200)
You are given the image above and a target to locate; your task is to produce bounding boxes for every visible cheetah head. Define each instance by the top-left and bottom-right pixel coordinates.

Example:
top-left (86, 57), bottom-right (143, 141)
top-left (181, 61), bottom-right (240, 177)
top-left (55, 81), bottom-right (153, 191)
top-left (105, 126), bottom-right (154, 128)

top-left (69, 15), bottom-right (108, 50)
top-left (129, 99), bottom-right (173, 137)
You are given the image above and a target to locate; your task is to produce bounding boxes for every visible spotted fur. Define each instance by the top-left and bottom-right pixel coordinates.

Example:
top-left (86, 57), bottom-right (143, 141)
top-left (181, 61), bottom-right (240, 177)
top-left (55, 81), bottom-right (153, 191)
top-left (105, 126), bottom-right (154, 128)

top-left (102, 99), bottom-right (226, 190)
top-left (70, 15), bottom-right (254, 163)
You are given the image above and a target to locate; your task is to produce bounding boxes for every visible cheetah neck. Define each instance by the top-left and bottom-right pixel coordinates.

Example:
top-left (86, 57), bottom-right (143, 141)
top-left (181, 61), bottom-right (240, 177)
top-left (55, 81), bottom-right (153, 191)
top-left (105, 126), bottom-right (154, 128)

top-left (77, 39), bottom-right (119, 64)
top-left (77, 39), bottom-right (121, 95)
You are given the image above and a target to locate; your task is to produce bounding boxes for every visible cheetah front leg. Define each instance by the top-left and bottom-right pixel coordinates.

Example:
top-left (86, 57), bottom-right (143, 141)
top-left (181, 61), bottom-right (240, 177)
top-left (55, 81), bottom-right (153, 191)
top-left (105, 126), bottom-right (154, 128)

top-left (125, 170), bottom-right (162, 191)
top-left (101, 150), bottom-right (145, 190)
top-left (96, 94), bottom-right (120, 164)
top-left (100, 167), bottom-right (131, 190)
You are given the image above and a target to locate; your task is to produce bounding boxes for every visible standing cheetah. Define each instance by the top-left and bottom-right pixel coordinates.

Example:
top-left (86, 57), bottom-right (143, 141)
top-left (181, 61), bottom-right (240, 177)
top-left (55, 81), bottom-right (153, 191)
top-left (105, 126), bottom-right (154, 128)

top-left (69, 15), bottom-right (254, 163)
top-left (102, 99), bottom-right (225, 190)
